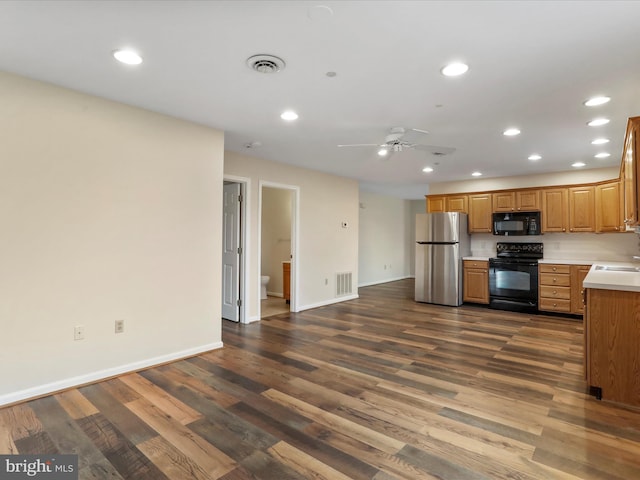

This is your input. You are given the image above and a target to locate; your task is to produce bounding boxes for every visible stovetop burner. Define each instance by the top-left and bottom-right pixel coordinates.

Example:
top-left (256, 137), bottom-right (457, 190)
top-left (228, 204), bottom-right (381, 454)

top-left (495, 242), bottom-right (543, 259)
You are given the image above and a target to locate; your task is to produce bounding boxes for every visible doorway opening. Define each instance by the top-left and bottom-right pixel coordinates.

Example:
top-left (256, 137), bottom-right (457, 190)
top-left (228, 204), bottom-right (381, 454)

top-left (259, 182), bottom-right (299, 319)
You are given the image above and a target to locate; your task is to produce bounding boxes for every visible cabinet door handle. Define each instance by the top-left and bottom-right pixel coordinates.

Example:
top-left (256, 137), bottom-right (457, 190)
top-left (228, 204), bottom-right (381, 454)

top-left (552, 267), bottom-right (557, 271)
top-left (553, 278), bottom-right (557, 282)
top-left (553, 290), bottom-right (557, 294)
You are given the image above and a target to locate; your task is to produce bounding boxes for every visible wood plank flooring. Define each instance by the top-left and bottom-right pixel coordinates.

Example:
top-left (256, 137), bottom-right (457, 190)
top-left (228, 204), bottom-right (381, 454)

top-left (2, 279), bottom-right (640, 479)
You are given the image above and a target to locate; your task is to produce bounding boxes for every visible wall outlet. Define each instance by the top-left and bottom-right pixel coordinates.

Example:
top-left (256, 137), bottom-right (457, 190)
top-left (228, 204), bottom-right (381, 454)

top-left (115, 320), bottom-right (124, 334)
top-left (74, 325), bottom-right (85, 341)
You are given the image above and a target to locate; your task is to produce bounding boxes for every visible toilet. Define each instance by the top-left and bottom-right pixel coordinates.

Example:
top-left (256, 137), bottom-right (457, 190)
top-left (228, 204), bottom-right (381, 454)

top-left (260, 275), bottom-right (270, 300)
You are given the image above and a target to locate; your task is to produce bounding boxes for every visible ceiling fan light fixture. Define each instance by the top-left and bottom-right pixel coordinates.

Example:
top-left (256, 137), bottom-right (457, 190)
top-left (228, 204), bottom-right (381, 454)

top-left (377, 148), bottom-right (388, 156)
top-left (441, 62), bottom-right (469, 77)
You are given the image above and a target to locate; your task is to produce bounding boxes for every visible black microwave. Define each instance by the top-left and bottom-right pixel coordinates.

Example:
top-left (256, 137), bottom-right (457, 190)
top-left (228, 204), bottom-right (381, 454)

top-left (493, 211), bottom-right (541, 236)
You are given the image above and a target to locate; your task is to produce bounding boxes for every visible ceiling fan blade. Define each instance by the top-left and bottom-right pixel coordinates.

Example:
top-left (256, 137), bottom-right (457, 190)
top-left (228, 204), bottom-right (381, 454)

top-left (414, 144), bottom-right (456, 155)
top-left (402, 128), bottom-right (430, 144)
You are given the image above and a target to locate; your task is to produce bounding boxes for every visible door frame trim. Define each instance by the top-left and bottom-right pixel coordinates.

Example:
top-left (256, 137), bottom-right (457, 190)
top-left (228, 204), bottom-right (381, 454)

top-left (259, 181), bottom-right (300, 317)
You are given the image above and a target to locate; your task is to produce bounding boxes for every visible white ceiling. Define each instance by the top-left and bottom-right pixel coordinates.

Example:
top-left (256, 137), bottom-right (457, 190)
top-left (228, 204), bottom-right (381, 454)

top-left (1, 1), bottom-right (639, 199)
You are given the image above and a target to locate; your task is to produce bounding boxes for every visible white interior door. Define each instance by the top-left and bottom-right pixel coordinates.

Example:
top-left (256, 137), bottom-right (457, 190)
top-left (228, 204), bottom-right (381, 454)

top-left (222, 183), bottom-right (241, 321)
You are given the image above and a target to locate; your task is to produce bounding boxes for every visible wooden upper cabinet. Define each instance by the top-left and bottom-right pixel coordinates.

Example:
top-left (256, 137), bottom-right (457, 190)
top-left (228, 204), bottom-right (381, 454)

top-left (445, 195), bottom-right (468, 213)
top-left (569, 185), bottom-right (595, 232)
top-left (492, 192), bottom-right (516, 212)
top-left (426, 196), bottom-right (445, 213)
top-left (426, 194), bottom-right (468, 213)
top-left (596, 181), bottom-right (624, 232)
top-left (492, 190), bottom-right (540, 212)
top-left (517, 190), bottom-right (541, 211)
top-left (622, 117), bottom-right (640, 226)
top-left (468, 194), bottom-right (492, 233)
top-left (542, 188), bottom-right (569, 233)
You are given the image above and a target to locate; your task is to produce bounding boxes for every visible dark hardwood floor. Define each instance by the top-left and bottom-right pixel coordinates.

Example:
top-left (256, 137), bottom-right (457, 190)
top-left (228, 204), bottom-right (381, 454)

top-left (2, 279), bottom-right (640, 479)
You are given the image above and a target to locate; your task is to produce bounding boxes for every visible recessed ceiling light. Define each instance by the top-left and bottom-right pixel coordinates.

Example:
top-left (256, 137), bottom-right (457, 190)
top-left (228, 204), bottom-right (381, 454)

top-left (588, 118), bottom-right (610, 127)
top-left (503, 128), bottom-right (521, 136)
top-left (594, 152), bottom-right (610, 158)
top-left (584, 96), bottom-right (610, 107)
top-left (280, 110), bottom-right (299, 121)
top-left (441, 62), bottom-right (469, 77)
top-left (528, 154), bottom-right (542, 161)
top-left (591, 138), bottom-right (610, 145)
top-left (572, 162), bottom-right (586, 168)
top-left (422, 167), bottom-right (434, 173)
top-left (378, 149), bottom-right (388, 156)
top-left (113, 49), bottom-right (143, 65)
top-left (471, 171), bottom-right (482, 177)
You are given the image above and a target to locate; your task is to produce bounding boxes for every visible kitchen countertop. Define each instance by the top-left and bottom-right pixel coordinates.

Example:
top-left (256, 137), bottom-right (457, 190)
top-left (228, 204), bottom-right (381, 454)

top-left (463, 256), bottom-right (595, 264)
top-left (583, 261), bottom-right (640, 293)
top-left (462, 255), bottom-right (640, 292)
top-left (538, 258), bottom-right (594, 265)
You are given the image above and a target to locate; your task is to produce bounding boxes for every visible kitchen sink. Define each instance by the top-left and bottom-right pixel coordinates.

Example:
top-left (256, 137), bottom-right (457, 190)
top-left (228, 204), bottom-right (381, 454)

top-left (594, 265), bottom-right (640, 272)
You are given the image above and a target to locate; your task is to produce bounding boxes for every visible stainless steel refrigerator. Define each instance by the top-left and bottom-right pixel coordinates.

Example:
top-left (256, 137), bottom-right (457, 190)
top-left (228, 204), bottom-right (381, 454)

top-left (415, 212), bottom-right (471, 306)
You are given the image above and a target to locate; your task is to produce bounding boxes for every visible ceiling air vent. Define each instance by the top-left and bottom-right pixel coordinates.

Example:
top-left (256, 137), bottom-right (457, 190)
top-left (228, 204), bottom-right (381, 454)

top-left (246, 54), bottom-right (285, 74)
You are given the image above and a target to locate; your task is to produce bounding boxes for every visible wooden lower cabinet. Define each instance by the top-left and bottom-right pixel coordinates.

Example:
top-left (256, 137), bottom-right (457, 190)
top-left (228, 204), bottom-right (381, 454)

top-left (586, 288), bottom-right (640, 407)
top-left (570, 265), bottom-right (591, 314)
top-left (463, 260), bottom-right (489, 304)
top-left (539, 263), bottom-right (591, 315)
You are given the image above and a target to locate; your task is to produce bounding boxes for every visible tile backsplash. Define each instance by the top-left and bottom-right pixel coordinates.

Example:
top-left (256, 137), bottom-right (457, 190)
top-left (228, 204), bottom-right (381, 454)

top-left (470, 232), bottom-right (640, 262)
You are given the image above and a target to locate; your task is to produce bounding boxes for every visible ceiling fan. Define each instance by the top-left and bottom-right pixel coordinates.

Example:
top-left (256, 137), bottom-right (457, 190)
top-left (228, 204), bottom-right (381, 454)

top-left (337, 127), bottom-right (456, 157)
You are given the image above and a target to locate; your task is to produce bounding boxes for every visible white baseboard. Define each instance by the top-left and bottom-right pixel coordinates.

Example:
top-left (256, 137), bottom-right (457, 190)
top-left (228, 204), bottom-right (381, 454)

top-left (266, 291), bottom-right (283, 298)
top-left (358, 275), bottom-right (412, 287)
top-left (298, 293), bottom-right (359, 312)
top-left (0, 342), bottom-right (223, 407)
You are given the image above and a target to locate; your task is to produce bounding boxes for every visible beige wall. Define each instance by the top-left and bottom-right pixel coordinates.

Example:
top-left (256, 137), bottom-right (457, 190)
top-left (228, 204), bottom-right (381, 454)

top-left (0, 72), bottom-right (224, 405)
top-left (358, 191), bottom-right (415, 286)
top-left (261, 187), bottom-right (292, 296)
top-left (224, 151), bottom-right (359, 320)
